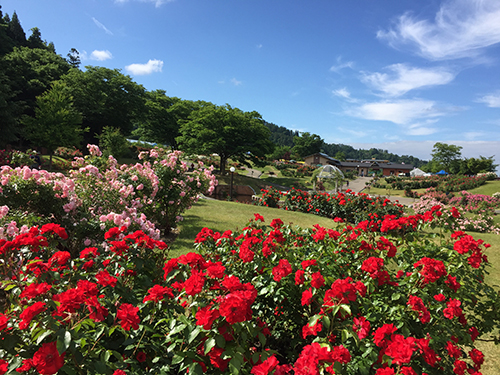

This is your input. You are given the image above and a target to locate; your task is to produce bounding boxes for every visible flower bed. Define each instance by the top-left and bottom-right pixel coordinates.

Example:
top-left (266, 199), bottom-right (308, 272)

top-left (0, 208), bottom-right (498, 374)
top-left (256, 187), bottom-right (405, 225)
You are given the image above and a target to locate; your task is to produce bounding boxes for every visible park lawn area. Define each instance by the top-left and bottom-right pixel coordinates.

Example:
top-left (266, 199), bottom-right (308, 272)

top-left (468, 179), bottom-right (500, 196)
top-left (169, 198), bottom-right (336, 257)
top-left (170, 198), bottom-right (500, 374)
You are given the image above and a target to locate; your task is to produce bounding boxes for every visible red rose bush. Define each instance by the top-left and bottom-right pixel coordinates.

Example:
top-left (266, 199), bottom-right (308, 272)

top-left (1, 204), bottom-right (499, 374)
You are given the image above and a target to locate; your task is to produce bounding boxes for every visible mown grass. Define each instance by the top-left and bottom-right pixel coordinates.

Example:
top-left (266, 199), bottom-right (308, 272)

top-left (169, 198), bottom-right (336, 258)
top-left (170, 197), bottom-right (500, 374)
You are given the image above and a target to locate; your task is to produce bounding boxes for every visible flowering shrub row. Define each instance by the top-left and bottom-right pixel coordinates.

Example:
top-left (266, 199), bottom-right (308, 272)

top-left (379, 175), bottom-right (488, 193)
top-left (413, 194), bottom-right (500, 235)
top-left (1, 206), bottom-right (499, 374)
top-left (279, 188), bottom-right (405, 224)
top-left (0, 145), bottom-right (217, 252)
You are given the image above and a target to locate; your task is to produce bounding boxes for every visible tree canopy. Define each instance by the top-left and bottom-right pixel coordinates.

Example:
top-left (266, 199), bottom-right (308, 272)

top-left (23, 81), bottom-right (85, 166)
top-left (177, 104), bottom-right (274, 174)
top-left (292, 132), bottom-right (323, 158)
top-left (431, 142), bottom-right (463, 174)
top-left (61, 66), bottom-right (147, 144)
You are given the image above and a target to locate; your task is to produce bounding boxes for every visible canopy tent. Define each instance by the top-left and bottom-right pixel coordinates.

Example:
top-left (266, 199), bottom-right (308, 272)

top-left (436, 170), bottom-right (449, 175)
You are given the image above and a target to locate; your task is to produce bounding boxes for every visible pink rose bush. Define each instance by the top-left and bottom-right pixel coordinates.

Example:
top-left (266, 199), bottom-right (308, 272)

top-left (0, 145), bottom-right (217, 253)
top-left (1, 199), bottom-right (498, 374)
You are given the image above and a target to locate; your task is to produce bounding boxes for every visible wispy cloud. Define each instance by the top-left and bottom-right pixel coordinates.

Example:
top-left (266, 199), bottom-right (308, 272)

top-left (332, 87), bottom-right (358, 103)
top-left (92, 17), bottom-right (113, 35)
top-left (361, 64), bottom-right (455, 97)
top-left (477, 92), bottom-right (500, 107)
top-left (348, 99), bottom-right (443, 125)
top-left (125, 59), bottom-right (163, 75)
top-left (330, 56), bottom-right (354, 73)
top-left (231, 78), bottom-right (242, 86)
top-left (377, 0), bottom-right (500, 60)
top-left (90, 50), bottom-right (113, 61)
top-left (405, 120), bottom-right (439, 136)
top-left (115, 0), bottom-right (175, 8)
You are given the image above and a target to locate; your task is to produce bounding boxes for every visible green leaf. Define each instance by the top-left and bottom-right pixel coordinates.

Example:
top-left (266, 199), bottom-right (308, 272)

top-left (341, 329), bottom-right (349, 342)
top-left (168, 323), bottom-right (187, 337)
top-left (36, 329), bottom-right (53, 345)
top-left (189, 362), bottom-right (204, 375)
top-left (57, 330), bottom-right (72, 353)
top-left (188, 327), bottom-right (201, 344)
top-left (215, 335), bottom-right (226, 348)
top-left (391, 292), bottom-right (401, 301)
top-left (204, 337), bottom-right (216, 354)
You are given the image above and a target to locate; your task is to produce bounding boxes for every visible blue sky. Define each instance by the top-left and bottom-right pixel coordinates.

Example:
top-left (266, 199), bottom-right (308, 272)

top-left (3, 0), bottom-right (500, 164)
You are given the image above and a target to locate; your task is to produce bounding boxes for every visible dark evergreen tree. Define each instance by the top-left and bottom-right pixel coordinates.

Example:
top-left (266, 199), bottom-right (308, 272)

top-left (66, 48), bottom-right (81, 69)
top-left (27, 27), bottom-right (47, 49)
top-left (6, 11), bottom-right (26, 47)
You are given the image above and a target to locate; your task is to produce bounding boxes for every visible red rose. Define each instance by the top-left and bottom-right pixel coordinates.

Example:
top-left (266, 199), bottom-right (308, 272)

top-left (19, 301), bottom-right (46, 330)
top-left (352, 316), bottom-right (371, 340)
top-left (95, 270), bottom-right (118, 287)
top-left (40, 223), bottom-right (68, 240)
top-left (117, 303), bottom-right (140, 331)
top-left (384, 334), bottom-right (415, 365)
top-left (272, 259), bottom-right (292, 282)
top-left (311, 272), bottom-right (325, 288)
top-left (195, 306), bottom-right (220, 330)
top-left (136, 351), bottom-right (147, 362)
top-left (33, 342), bottom-right (65, 375)
top-left (0, 359), bottom-right (7, 375)
top-left (251, 355), bottom-right (279, 375)
top-left (184, 269), bottom-right (205, 296)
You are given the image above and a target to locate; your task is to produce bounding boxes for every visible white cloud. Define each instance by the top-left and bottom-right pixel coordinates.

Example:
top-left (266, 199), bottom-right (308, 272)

top-left (477, 92), bottom-right (500, 107)
top-left (124, 59), bottom-right (164, 75)
top-left (115, 0), bottom-right (174, 7)
top-left (333, 88), bottom-right (351, 99)
top-left (406, 120), bottom-right (439, 136)
top-left (362, 64), bottom-right (455, 97)
top-left (377, 0), bottom-right (500, 60)
top-left (92, 17), bottom-right (113, 35)
top-left (231, 78), bottom-right (242, 86)
top-left (90, 50), bottom-right (113, 61)
top-left (348, 99), bottom-right (442, 125)
top-left (330, 56), bottom-right (354, 73)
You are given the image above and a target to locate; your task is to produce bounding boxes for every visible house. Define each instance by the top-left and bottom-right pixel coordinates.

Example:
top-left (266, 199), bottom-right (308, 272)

top-left (304, 153), bottom-right (413, 177)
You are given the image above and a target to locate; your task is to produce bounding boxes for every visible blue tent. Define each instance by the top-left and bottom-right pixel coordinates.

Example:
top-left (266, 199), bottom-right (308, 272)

top-left (436, 170), bottom-right (448, 175)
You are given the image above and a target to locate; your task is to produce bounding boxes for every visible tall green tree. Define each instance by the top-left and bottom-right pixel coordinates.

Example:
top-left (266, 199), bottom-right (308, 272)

top-left (66, 48), bottom-right (81, 69)
top-left (27, 27), bottom-right (47, 49)
top-left (177, 104), bottom-right (274, 174)
top-left (23, 81), bottom-right (85, 167)
top-left (431, 142), bottom-right (463, 174)
top-left (459, 156), bottom-right (497, 175)
top-left (292, 132), bottom-right (324, 158)
top-left (0, 6), bottom-right (15, 56)
top-left (134, 90), bottom-right (184, 149)
top-left (3, 46), bottom-right (71, 116)
top-left (62, 66), bottom-right (147, 144)
top-left (6, 11), bottom-right (26, 47)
